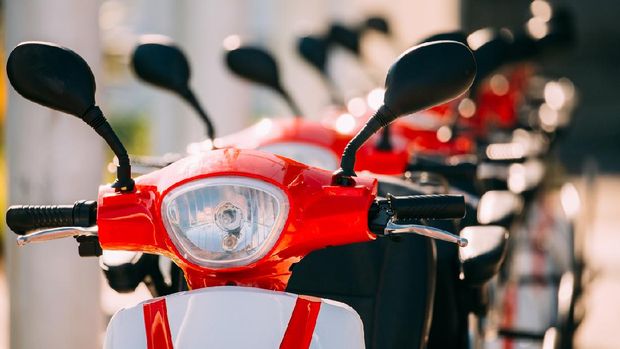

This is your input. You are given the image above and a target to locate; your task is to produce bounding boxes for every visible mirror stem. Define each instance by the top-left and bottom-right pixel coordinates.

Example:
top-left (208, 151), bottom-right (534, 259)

top-left (82, 106), bottom-right (135, 192)
top-left (279, 89), bottom-right (303, 118)
top-left (183, 89), bottom-right (216, 140)
top-left (333, 105), bottom-right (395, 185)
top-left (376, 125), bottom-right (393, 151)
top-left (322, 76), bottom-right (344, 106)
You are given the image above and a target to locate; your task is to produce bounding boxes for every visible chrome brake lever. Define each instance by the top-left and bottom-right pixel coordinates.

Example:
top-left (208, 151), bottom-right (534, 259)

top-left (16, 226), bottom-right (98, 247)
top-left (385, 221), bottom-right (468, 247)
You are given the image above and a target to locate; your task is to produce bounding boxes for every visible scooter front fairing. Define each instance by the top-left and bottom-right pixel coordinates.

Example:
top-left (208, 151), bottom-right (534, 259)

top-left (105, 286), bottom-right (365, 348)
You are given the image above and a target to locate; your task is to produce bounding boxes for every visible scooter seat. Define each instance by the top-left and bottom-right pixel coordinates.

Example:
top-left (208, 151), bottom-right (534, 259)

top-left (459, 226), bottom-right (509, 286)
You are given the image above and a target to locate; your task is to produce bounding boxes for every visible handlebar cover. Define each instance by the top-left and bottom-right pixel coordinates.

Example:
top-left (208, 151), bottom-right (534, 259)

top-left (387, 194), bottom-right (465, 220)
top-left (6, 200), bottom-right (97, 235)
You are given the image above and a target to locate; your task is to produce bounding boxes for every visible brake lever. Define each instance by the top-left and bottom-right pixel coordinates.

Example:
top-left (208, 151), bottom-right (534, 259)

top-left (385, 221), bottom-right (468, 247)
top-left (16, 226), bottom-right (98, 246)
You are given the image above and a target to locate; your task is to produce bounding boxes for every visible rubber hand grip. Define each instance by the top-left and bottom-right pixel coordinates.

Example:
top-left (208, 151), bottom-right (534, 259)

top-left (6, 200), bottom-right (97, 235)
top-left (407, 156), bottom-right (478, 180)
top-left (388, 194), bottom-right (465, 220)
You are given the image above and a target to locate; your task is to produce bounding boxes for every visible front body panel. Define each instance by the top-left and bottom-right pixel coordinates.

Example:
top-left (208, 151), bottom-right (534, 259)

top-left (104, 286), bottom-right (365, 349)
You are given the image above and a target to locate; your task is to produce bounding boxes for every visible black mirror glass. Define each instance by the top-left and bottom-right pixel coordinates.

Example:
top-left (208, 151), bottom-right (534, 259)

top-left (383, 40), bottom-right (477, 117)
top-left (132, 36), bottom-right (191, 96)
top-left (7, 41), bottom-right (96, 117)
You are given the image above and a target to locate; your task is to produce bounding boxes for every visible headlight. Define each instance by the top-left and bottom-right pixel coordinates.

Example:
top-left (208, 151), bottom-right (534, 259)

top-left (258, 142), bottom-right (339, 170)
top-left (161, 176), bottom-right (289, 269)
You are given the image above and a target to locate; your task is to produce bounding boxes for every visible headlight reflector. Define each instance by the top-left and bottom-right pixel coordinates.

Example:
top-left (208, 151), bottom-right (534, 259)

top-left (161, 176), bottom-right (289, 268)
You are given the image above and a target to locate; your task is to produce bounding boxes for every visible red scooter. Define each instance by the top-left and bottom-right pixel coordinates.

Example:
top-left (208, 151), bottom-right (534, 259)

top-left (6, 40), bottom-right (476, 348)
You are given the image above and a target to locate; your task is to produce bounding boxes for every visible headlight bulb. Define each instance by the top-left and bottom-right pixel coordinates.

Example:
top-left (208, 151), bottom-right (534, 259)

top-left (215, 202), bottom-right (243, 233)
top-left (221, 233), bottom-right (239, 252)
top-left (215, 202), bottom-right (243, 252)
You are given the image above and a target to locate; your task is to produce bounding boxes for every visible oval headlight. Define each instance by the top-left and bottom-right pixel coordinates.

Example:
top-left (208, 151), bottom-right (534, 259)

top-left (161, 176), bottom-right (289, 269)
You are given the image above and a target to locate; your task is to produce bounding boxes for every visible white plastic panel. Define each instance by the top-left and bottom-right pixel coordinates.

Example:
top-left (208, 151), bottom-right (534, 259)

top-left (103, 286), bottom-right (365, 349)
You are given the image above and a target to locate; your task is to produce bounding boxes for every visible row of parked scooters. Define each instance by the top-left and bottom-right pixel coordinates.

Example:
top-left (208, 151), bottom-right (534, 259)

top-left (5, 5), bottom-right (580, 349)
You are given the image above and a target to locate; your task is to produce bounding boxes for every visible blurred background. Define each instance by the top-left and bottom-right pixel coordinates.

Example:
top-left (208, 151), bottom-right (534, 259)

top-left (0, 0), bottom-right (618, 348)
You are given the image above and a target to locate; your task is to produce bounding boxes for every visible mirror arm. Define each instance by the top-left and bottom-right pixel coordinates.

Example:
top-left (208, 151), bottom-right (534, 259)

top-left (182, 89), bottom-right (216, 140)
top-left (279, 88), bottom-right (303, 118)
top-left (82, 106), bottom-right (135, 192)
top-left (375, 124), bottom-right (393, 151)
top-left (333, 105), bottom-right (395, 185)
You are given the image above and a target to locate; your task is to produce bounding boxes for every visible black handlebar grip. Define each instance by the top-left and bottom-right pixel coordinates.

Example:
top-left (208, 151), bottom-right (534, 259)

top-left (388, 194), bottom-right (465, 220)
top-left (6, 200), bottom-right (97, 235)
top-left (407, 158), bottom-right (478, 180)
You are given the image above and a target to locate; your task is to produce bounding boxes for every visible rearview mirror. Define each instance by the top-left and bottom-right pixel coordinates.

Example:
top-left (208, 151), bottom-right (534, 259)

top-left (132, 37), bottom-right (191, 97)
top-left (384, 41), bottom-right (477, 116)
top-left (7, 41), bottom-right (95, 118)
top-left (421, 31), bottom-right (468, 45)
top-left (132, 36), bottom-right (215, 139)
top-left (335, 40), bottom-right (476, 182)
top-left (364, 16), bottom-right (390, 35)
top-left (7, 42), bottom-right (134, 191)
top-left (297, 35), bottom-right (329, 73)
top-left (328, 23), bottom-right (361, 54)
top-left (225, 46), bottom-right (283, 94)
top-left (225, 46), bottom-right (302, 116)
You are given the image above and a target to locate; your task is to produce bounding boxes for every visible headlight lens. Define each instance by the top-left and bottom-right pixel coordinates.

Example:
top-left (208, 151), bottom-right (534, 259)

top-left (258, 142), bottom-right (339, 170)
top-left (161, 176), bottom-right (289, 268)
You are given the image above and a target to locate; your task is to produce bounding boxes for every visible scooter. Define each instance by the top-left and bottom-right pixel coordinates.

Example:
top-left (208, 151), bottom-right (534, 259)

top-left (123, 36), bottom-right (518, 349)
top-left (119, 20), bottom-right (568, 348)
top-left (6, 40), bottom-right (479, 348)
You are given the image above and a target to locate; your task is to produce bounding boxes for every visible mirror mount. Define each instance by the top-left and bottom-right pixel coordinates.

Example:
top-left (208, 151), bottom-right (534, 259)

top-left (82, 106), bottom-right (135, 192)
top-left (179, 88), bottom-right (216, 140)
top-left (333, 105), bottom-right (395, 184)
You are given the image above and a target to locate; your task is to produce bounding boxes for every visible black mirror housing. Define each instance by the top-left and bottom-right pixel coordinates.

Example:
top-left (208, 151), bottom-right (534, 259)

top-left (334, 40), bottom-right (476, 183)
top-left (7, 41), bottom-right (134, 192)
top-left (383, 40), bottom-right (477, 117)
top-left (7, 41), bottom-right (96, 118)
top-left (131, 39), bottom-right (192, 96)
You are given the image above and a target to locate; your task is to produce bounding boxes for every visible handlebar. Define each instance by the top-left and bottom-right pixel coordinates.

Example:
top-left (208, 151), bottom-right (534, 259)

top-left (407, 156), bottom-right (478, 181)
top-left (6, 200), bottom-right (97, 235)
top-left (385, 194), bottom-right (466, 220)
top-left (368, 193), bottom-right (468, 246)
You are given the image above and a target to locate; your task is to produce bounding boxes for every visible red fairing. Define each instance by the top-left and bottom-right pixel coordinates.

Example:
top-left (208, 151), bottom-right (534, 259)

top-left (466, 66), bottom-right (534, 135)
top-left (98, 149), bottom-right (377, 291)
top-left (216, 117), bottom-right (411, 175)
top-left (323, 105), bottom-right (475, 158)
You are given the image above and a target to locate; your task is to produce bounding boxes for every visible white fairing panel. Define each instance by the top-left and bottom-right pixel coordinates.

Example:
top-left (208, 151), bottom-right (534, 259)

top-left (104, 286), bottom-right (365, 349)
